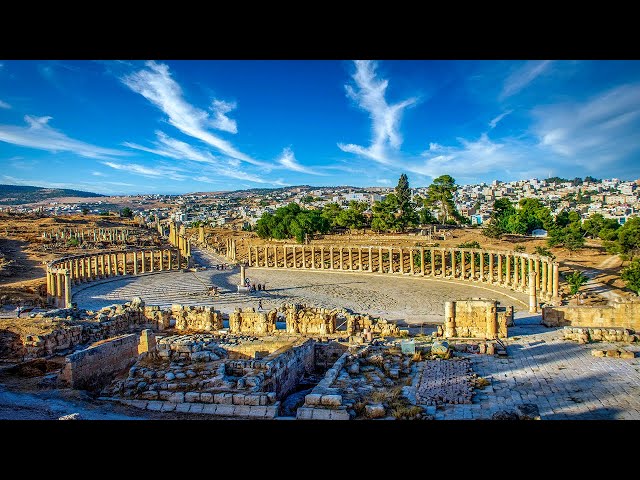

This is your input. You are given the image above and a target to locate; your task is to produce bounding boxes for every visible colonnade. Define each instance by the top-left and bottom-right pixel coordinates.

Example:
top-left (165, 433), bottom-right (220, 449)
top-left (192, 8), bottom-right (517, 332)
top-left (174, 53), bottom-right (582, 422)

top-left (248, 244), bottom-right (560, 304)
top-left (167, 221), bottom-right (191, 261)
top-left (46, 247), bottom-right (183, 308)
top-left (42, 228), bottom-right (132, 242)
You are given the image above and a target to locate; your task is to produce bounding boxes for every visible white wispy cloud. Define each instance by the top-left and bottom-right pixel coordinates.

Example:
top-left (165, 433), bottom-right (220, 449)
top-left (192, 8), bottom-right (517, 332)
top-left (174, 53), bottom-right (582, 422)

top-left (102, 161), bottom-right (187, 181)
top-left (0, 115), bottom-right (127, 159)
top-left (276, 147), bottom-right (324, 175)
top-left (533, 82), bottom-right (640, 169)
top-left (489, 109), bottom-right (513, 129)
top-left (91, 171), bottom-right (106, 176)
top-left (338, 60), bottom-right (417, 166)
top-left (121, 61), bottom-right (264, 166)
top-left (428, 142), bottom-right (442, 151)
top-left (210, 99), bottom-right (238, 134)
top-left (124, 130), bottom-right (217, 164)
top-left (501, 60), bottom-right (552, 99)
top-left (0, 100), bottom-right (10, 109)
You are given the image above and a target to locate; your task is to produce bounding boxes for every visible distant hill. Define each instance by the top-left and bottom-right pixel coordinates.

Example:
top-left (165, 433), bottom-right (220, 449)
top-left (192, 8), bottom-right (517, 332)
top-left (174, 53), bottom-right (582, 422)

top-left (0, 184), bottom-right (104, 205)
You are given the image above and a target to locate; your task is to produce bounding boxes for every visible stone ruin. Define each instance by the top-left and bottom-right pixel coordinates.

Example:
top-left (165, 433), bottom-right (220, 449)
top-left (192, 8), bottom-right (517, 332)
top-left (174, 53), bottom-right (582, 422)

top-left (436, 299), bottom-right (512, 340)
top-left (172, 304), bottom-right (223, 332)
top-left (345, 312), bottom-right (400, 337)
top-left (283, 304), bottom-right (337, 335)
top-left (229, 308), bottom-right (277, 335)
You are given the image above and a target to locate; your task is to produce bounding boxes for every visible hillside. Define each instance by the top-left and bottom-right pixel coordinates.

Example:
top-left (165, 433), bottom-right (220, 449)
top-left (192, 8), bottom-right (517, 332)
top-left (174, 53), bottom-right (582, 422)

top-left (0, 184), bottom-right (103, 205)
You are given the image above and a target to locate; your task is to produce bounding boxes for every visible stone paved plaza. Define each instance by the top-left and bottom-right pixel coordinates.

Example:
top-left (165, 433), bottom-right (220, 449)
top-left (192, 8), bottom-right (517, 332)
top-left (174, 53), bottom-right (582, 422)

top-left (429, 323), bottom-right (640, 420)
top-left (68, 248), bottom-right (640, 420)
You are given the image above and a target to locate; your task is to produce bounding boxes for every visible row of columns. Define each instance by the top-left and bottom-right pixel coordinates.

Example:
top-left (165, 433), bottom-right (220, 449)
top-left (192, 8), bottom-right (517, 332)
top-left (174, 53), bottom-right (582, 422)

top-left (42, 228), bottom-right (131, 242)
top-left (226, 238), bottom-right (237, 260)
top-left (46, 248), bottom-right (183, 308)
top-left (167, 221), bottom-right (191, 264)
top-left (248, 245), bottom-right (559, 302)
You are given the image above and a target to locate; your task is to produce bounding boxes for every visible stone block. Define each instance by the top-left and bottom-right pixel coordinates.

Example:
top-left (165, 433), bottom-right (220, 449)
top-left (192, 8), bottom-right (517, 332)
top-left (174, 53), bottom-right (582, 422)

top-left (202, 404), bottom-right (218, 415)
top-left (189, 403), bottom-right (204, 414)
top-left (169, 392), bottom-right (185, 403)
top-left (515, 403), bottom-right (541, 420)
top-left (320, 394), bottom-right (343, 407)
top-left (185, 392), bottom-right (201, 403)
top-left (201, 393), bottom-right (214, 403)
top-left (329, 409), bottom-right (351, 420)
top-left (161, 402), bottom-right (176, 412)
top-left (233, 394), bottom-right (245, 405)
top-left (591, 349), bottom-right (606, 357)
top-left (606, 350), bottom-right (620, 358)
top-left (245, 394), bottom-right (261, 406)
top-left (247, 406), bottom-right (268, 418)
top-left (147, 401), bottom-right (163, 411)
top-left (620, 350), bottom-right (635, 359)
top-left (311, 409), bottom-right (332, 420)
top-left (215, 404), bottom-right (235, 416)
top-left (305, 393), bottom-right (322, 405)
top-left (175, 403), bottom-right (191, 413)
top-left (296, 407), bottom-right (314, 420)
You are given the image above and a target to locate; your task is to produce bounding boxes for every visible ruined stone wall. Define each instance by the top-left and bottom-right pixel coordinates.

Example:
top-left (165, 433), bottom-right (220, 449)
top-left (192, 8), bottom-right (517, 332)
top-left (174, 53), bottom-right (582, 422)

top-left (284, 304), bottom-right (337, 335)
top-left (441, 299), bottom-right (509, 339)
top-left (345, 313), bottom-right (400, 337)
top-left (18, 305), bottom-right (164, 359)
top-left (172, 305), bottom-right (223, 332)
top-left (314, 342), bottom-right (348, 372)
top-left (561, 326), bottom-right (638, 343)
top-left (228, 308), bottom-right (276, 335)
top-left (262, 338), bottom-right (315, 399)
top-left (59, 333), bottom-right (140, 389)
top-left (542, 302), bottom-right (640, 330)
top-left (225, 339), bottom-right (294, 360)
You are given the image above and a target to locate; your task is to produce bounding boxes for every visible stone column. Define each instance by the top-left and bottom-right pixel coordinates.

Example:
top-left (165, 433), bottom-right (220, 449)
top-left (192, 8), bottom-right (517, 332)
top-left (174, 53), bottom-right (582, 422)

top-left (45, 270), bottom-right (51, 299)
top-left (97, 255), bottom-right (103, 279)
top-left (552, 263), bottom-right (559, 298)
top-left (529, 271), bottom-right (538, 313)
top-left (133, 251), bottom-right (138, 275)
top-left (368, 247), bottom-right (373, 272)
top-left (444, 301), bottom-right (456, 338)
top-left (311, 246), bottom-right (315, 269)
top-left (55, 272), bottom-right (62, 306)
top-left (240, 264), bottom-right (246, 286)
top-left (488, 253), bottom-right (494, 283)
top-left (541, 261), bottom-right (547, 295)
top-left (451, 249), bottom-right (456, 278)
top-left (320, 247), bottom-right (325, 270)
top-left (535, 259), bottom-right (540, 292)
top-left (521, 257), bottom-right (527, 291)
top-left (64, 271), bottom-right (72, 308)
top-left (400, 249), bottom-right (404, 274)
top-left (141, 251), bottom-right (146, 273)
top-left (470, 251), bottom-right (476, 280)
top-left (80, 257), bottom-right (85, 282)
top-left (460, 249), bottom-right (466, 279)
top-left (505, 255), bottom-right (511, 285)
top-left (497, 254), bottom-right (503, 284)
top-left (480, 250), bottom-right (485, 282)
top-left (420, 247), bottom-right (425, 276)
top-left (177, 248), bottom-right (181, 270)
top-left (347, 247), bottom-right (352, 271)
top-left (340, 247), bottom-right (345, 270)
top-left (513, 256), bottom-right (519, 288)
top-left (430, 248), bottom-right (436, 276)
top-left (106, 254), bottom-right (112, 277)
top-left (358, 247), bottom-right (363, 271)
top-left (378, 247), bottom-right (383, 273)
top-left (388, 247), bottom-right (393, 273)
top-left (159, 250), bottom-right (163, 271)
top-left (330, 246), bottom-right (334, 270)
top-left (199, 225), bottom-right (204, 243)
top-left (486, 301), bottom-right (498, 339)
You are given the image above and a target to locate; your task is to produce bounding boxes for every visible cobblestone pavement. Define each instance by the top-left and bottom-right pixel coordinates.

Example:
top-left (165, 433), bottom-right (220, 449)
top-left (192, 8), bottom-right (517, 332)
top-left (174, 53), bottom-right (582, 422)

top-left (427, 323), bottom-right (640, 420)
top-left (73, 248), bottom-right (529, 324)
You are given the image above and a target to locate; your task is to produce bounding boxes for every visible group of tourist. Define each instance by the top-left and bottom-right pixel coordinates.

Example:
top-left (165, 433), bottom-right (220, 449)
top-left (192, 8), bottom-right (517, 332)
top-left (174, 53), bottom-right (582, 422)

top-left (244, 277), bottom-right (266, 293)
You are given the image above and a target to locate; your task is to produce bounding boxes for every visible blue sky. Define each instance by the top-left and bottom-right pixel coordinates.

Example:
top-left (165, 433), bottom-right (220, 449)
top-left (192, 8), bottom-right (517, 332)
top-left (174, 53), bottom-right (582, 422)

top-left (1, 59), bottom-right (639, 195)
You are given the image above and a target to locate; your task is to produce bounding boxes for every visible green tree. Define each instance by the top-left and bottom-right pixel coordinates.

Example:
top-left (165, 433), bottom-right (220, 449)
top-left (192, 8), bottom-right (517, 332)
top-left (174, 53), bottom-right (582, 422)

top-left (564, 270), bottom-right (589, 296)
top-left (583, 213), bottom-right (620, 239)
top-left (514, 244), bottom-right (526, 253)
top-left (255, 203), bottom-right (329, 243)
top-left (81, 207), bottom-right (89, 215)
top-left (99, 211), bottom-right (110, 216)
top-left (621, 259), bottom-right (640, 295)
top-left (300, 195), bottom-right (314, 204)
top-left (322, 202), bottom-right (343, 229)
top-left (336, 201), bottom-right (368, 231)
top-left (67, 237), bottom-right (80, 247)
top-left (534, 245), bottom-right (556, 260)
top-left (394, 173), bottom-right (418, 231)
top-left (371, 194), bottom-right (401, 232)
top-left (615, 217), bottom-right (640, 260)
top-left (120, 207), bottom-right (133, 218)
top-left (424, 174), bottom-right (459, 224)
top-left (419, 207), bottom-right (438, 225)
